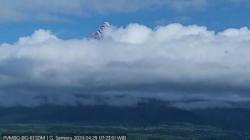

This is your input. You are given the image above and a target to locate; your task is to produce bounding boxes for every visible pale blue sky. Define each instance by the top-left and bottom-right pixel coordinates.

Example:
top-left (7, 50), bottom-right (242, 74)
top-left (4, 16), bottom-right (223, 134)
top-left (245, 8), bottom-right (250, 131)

top-left (1, 0), bottom-right (250, 43)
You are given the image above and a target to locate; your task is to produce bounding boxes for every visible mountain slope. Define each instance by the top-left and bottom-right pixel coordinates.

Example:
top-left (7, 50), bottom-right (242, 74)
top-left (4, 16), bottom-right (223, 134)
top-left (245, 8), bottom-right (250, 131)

top-left (89, 22), bottom-right (111, 40)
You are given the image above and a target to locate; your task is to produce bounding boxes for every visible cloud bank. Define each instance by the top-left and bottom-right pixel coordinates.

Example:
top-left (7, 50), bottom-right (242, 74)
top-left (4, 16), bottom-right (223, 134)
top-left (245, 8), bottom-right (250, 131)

top-left (1, 23), bottom-right (250, 108)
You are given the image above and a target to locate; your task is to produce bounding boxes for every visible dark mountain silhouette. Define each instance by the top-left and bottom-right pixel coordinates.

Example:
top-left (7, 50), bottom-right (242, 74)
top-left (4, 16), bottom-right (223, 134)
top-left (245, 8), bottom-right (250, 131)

top-left (1, 100), bottom-right (250, 131)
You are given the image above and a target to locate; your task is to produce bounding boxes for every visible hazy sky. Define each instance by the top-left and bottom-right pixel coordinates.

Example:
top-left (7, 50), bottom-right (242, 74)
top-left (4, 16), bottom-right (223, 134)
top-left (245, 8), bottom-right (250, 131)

top-left (1, 0), bottom-right (250, 109)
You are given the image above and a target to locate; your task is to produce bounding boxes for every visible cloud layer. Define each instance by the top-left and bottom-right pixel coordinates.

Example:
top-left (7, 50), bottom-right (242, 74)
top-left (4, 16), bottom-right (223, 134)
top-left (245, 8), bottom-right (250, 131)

top-left (0, 0), bottom-right (207, 21)
top-left (2, 0), bottom-right (250, 22)
top-left (1, 23), bottom-right (250, 108)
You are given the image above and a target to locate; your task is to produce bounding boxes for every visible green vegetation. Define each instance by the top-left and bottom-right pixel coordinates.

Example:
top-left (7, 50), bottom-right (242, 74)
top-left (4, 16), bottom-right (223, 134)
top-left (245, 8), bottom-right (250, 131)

top-left (0, 123), bottom-right (249, 140)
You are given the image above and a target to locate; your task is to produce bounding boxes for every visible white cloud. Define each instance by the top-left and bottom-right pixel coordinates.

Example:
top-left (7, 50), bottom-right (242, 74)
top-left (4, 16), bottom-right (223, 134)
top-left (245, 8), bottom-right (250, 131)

top-left (0, 0), bottom-right (207, 22)
top-left (1, 23), bottom-right (250, 107)
top-left (168, 0), bottom-right (207, 11)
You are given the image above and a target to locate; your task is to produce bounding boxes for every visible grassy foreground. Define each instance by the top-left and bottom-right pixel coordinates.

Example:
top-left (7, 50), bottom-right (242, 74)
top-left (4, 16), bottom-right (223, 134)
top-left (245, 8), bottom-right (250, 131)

top-left (0, 123), bottom-right (250, 140)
